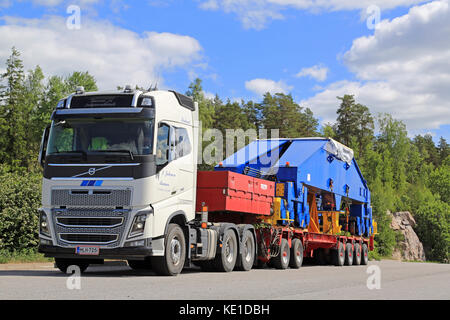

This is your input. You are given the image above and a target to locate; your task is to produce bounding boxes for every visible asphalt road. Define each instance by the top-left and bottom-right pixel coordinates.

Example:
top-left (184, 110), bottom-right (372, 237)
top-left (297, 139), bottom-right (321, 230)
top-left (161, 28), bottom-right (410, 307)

top-left (0, 260), bottom-right (449, 300)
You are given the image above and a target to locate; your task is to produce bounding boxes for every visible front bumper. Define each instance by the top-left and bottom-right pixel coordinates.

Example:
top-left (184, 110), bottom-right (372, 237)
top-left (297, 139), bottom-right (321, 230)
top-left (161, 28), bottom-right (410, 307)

top-left (38, 243), bottom-right (153, 260)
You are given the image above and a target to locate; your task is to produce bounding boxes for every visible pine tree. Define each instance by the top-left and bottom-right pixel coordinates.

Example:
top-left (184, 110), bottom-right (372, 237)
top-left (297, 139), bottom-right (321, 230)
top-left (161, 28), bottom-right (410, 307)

top-left (437, 137), bottom-right (449, 165)
top-left (334, 94), bottom-right (374, 157)
top-left (0, 47), bottom-right (27, 168)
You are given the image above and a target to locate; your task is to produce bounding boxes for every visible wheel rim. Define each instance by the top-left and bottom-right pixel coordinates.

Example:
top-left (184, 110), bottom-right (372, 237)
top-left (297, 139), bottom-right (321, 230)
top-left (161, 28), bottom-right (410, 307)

top-left (296, 249), bottom-right (301, 263)
top-left (225, 237), bottom-right (234, 263)
top-left (170, 237), bottom-right (181, 266)
top-left (282, 248), bottom-right (288, 265)
top-left (244, 237), bottom-right (252, 263)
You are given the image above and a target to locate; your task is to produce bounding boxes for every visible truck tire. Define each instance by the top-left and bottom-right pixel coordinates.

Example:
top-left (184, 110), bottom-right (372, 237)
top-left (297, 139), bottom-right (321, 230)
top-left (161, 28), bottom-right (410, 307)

top-left (55, 258), bottom-right (89, 274)
top-left (272, 238), bottom-right (290, 269)
top-left (235, 230), bottom-right (255, 271)
top-left (345, 243), bottom-right (353, 266)
top-left (332, 243), bottom-right (345, 266)
top-left (152, 223), bottom-right (186, 276)
top-left (289, 238), bottom-right (303, 269)
top-left (128, 259), bottom-right (151, 270)
top-left (213, 229), bottom-right (238, 272)
top-left (353, 243), bottom-right (362, 266)
top-left (361, 243), bottom-right (369, 265)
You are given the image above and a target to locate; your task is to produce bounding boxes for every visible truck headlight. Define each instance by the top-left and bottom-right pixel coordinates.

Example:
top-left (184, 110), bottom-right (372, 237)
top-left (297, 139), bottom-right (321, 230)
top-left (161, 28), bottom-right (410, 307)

top-left (39, 211), bottom-right (50, 236)
top-left (128, 209), bottom-right (152, 238)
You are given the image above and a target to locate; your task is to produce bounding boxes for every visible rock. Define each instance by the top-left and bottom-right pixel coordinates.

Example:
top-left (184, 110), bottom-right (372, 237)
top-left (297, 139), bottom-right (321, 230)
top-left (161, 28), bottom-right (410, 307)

top-left (390, 211), bottom-right (426, 261)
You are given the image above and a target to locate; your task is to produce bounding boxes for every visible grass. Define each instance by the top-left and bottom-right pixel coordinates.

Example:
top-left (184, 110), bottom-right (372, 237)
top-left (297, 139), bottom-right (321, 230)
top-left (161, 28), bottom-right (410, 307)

top-left (0, 249), bottom-right (53, 264)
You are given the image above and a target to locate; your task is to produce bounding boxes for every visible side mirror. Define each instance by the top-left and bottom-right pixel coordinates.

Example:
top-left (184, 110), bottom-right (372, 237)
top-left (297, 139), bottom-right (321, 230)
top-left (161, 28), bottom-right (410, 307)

top-left (38, 125), bottom-right (50, 168)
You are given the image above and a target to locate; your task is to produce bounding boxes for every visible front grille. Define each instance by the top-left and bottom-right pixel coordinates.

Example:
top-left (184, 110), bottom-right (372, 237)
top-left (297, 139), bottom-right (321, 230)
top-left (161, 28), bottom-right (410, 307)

top-left (53, 208), bottom-right (130, 248)
top-left (60, 234), bottom-right (118, 244)
top-left (57, 217), bottom-right (123, 228)
top-left (51, 189), bottom-right (132, 207)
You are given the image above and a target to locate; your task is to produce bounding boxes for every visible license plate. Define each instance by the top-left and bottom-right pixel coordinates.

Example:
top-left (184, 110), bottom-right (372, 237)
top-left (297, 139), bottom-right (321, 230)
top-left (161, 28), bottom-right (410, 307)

top-left (75, 246), bottom-right (100, 256)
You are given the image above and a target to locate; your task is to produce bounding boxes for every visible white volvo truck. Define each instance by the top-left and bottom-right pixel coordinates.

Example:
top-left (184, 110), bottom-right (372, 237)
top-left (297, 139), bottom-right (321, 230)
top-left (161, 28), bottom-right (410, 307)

top-left (38, 86), bottom-right (254, 276)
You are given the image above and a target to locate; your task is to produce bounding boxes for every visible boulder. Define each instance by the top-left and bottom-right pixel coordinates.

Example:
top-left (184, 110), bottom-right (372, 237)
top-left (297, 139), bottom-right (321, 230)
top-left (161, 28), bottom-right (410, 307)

top-left (389, 211), bottom-right (426, 261)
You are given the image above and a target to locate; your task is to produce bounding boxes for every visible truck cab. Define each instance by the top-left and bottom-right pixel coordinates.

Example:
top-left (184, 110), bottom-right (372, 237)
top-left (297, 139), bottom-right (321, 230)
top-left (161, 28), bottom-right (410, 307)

top-left (38, 86), bottom-right (200, 275)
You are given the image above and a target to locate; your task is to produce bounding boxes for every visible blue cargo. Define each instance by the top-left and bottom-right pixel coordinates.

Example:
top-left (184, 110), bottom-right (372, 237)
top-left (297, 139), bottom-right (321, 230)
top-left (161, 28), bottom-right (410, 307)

top-left (216, 138), bottom-right (373, 236)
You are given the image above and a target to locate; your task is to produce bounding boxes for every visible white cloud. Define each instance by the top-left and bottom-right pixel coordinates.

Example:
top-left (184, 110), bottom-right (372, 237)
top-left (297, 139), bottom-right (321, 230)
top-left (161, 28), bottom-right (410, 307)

top-left (26, 0), bottom-right (100, 6)
top-left (199, 0), bottom-right (284, 30)
top-left (245, 78), bottom-right (292, 96)
top-left (0, 0), bottom-right (11, 8)
top-left (198, 0), bottom-right (427, 30)
top-left (0, 16), bottom-right (203, 90)
top-left (203, 91), bottom-right (216, 100)
top-left (267, 0), bottom-right (427, 11)
top-left (296, 64), bottom-right (328, 82)
top-left (31, 0), bottom-right (63, 6)
top-left (302, 0), bottom-right (450, 131)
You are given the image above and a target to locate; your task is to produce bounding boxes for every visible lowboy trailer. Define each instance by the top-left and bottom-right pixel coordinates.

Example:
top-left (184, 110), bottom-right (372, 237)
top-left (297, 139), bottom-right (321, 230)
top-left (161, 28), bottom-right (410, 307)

top-left (38, 87), bottom-right (376, 276)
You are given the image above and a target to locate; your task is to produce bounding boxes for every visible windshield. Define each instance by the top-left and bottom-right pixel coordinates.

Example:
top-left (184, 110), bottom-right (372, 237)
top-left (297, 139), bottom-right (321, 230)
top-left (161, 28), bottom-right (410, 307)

top-left (46, 119), bottom-right (154, 156)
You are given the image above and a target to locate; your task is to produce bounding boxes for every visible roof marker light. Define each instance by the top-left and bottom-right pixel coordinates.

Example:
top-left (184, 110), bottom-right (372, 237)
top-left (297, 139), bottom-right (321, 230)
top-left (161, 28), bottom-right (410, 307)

top-left (76, 86), bottom-right (84, 94)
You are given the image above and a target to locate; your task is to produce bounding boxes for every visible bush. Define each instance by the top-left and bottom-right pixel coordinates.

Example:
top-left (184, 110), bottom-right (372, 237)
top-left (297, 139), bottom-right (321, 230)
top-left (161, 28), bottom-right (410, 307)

top-left (0, 169), bottom-right (42, 252)
top-left (0, 248), bottom-right (51, 264)
top-left (414, 199), bottom-right (450, 263)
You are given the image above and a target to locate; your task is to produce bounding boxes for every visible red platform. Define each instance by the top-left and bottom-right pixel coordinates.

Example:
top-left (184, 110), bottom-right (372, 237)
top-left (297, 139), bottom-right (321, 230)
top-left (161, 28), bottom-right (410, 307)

top-left (196, 171), bottom-right (275, 215)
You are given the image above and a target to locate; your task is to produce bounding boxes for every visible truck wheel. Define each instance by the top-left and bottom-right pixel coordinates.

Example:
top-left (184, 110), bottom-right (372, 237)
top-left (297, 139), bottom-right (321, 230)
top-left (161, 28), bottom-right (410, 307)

top-left (235, 230), bottom-right (255, 271)
top-left (272, 238), bottom-right (290, 269)
top-left (55, 258), bottom-right (89, 274)
top-left (289, 238), bottom-right (303, 269)
top-left (361, 243), bottom-right (369, 265)
top-left (128, 259), bottom-right (150, 270)
top-left (152, 223), bottom-right (186, 276)
top-left (345, 243), bottom-right (353, 266)
top-left (332, 243), bottom-right (345, 266)
top-left (213, 229), bottom-right (238, 272)
top-left (353, 243), bottom-right (362, 266)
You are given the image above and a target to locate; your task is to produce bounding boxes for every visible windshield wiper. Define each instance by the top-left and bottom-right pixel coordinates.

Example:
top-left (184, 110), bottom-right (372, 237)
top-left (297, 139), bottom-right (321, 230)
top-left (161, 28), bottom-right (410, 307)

top-left (91, 149), bottom-right (135, 161)
top-left (53, 150), bottom-right (88, 159)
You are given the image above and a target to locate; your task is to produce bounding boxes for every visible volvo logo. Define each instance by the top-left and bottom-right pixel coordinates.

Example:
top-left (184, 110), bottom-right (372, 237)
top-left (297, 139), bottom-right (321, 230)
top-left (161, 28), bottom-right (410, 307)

top-left (72, 165), bottom-right (113, 178)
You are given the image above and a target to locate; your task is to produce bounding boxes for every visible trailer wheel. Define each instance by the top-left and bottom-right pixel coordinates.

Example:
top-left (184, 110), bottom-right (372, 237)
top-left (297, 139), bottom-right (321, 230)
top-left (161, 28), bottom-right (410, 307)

top-left (55, 258), bottom-right (89, 274)
top-left (345, 243), bottom-right (353, 266)
top-left (213, 229), bottom-right (238, 272)
top-left (332, 243), bottom-right (345, 266)
top-left (152, 223), bottom-right (186, 276)
top-left (353, 243), bottom-right (362, 266)
top-left (289, 238), bottom-right (303, 269)
top-left (361, 243), bottom-right (369, 265)
top-left (235, 230), bottom-right (255, 271)
top-left (272, 238), bottom-right (290, 269)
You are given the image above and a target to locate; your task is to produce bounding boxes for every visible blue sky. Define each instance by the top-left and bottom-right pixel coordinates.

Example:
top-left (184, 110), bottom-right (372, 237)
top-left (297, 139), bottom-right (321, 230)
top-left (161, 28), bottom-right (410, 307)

top-left (0, 0), bottom-right (449, 141)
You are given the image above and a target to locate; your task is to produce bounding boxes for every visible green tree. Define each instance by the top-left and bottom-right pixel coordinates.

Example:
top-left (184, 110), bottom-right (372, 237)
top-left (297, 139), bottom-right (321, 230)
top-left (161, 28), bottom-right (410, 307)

top-left (260, 93), bottom-right (318, 138)
top-left (413, 134), bottom-right (440, 167)
top-left (376, 113), bottom-right (409, 203)
top-left (415, 198), bottom-right (450, 262)
top-left (64, 71), bottom-right (97, 93)
top-left (0, 47), bottom-right (27, 168)
top-left (437, 137), bottom-right (449, 165)
top-left (186, 78), bottom-right (216, 170)
top-left (428, 157), bottom-right (450, 204)
top-left (334, 94), bottom-right (374, 158)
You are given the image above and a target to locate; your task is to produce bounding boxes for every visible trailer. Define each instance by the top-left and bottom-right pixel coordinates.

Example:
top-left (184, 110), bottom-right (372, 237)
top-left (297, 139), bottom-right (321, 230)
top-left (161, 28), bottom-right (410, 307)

top-left (196, 138), bottom-right (376, 269)
top-left (37, 87), bottom-right (375, 276)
